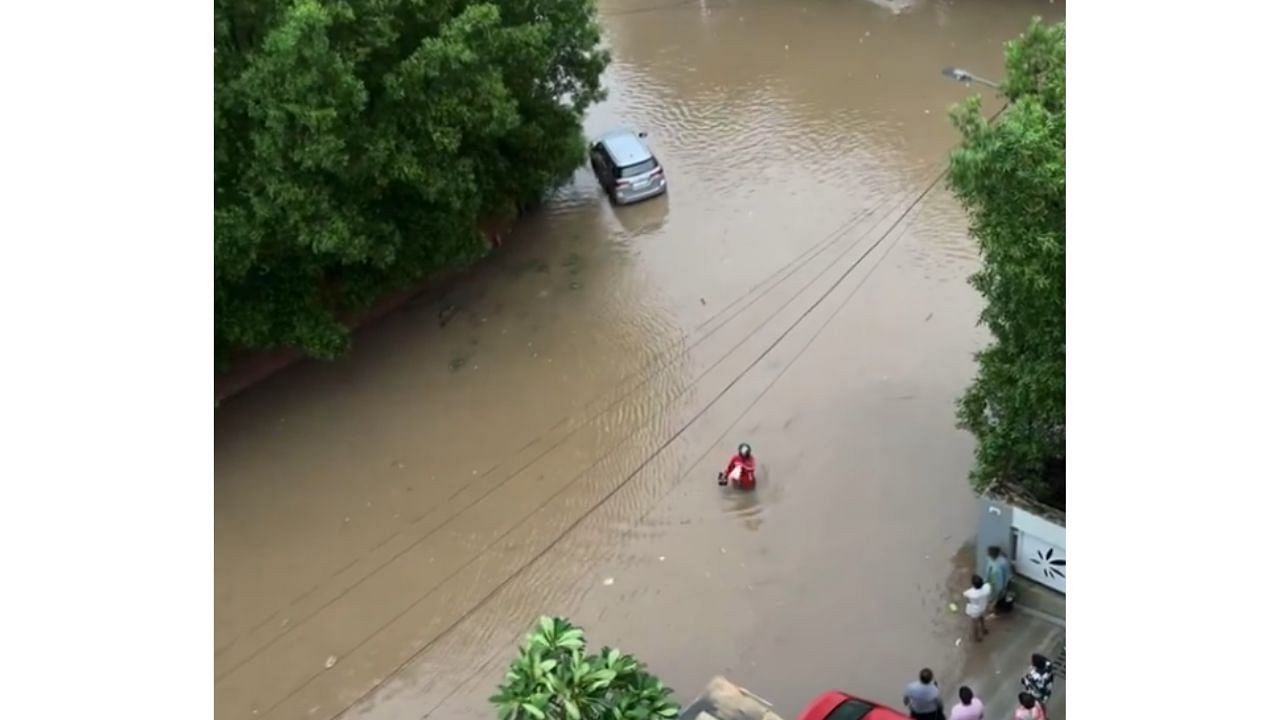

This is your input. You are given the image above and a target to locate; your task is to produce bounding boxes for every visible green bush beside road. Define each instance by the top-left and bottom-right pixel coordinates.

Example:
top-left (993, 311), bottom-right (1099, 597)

top-left (948, 18), bottom-right (1066, 508)
top-left (215, 0), bottom-right (609, 364)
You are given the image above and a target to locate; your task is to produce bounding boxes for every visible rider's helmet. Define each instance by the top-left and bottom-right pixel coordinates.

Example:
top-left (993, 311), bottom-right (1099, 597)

top-left (738, 443), bottom-right (752, 458)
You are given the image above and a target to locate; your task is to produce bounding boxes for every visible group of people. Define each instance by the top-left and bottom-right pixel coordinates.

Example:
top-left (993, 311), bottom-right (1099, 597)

top-left (900, 546), bottom-right (1058, 720)
top-left (903, 654), bottom-right (1056, 720)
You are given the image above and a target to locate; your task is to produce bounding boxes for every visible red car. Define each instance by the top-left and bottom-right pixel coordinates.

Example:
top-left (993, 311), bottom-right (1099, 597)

top-left (797, 691), bottom-right (911, 720)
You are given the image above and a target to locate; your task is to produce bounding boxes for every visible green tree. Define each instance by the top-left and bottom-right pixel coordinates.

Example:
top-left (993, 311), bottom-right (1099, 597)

top-left (491, 616), bottom-right (680, 720)
top-left (215, 0), bottom-right (609, 363)
top-left (947, 18), bottom-right (1065, 507)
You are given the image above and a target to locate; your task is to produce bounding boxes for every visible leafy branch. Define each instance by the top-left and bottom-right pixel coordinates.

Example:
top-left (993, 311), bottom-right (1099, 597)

top-left (491, 616), bottom-right (680, 720)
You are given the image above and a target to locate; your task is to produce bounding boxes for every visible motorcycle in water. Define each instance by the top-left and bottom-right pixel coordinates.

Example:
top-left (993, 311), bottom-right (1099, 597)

top-left (717, 443), bottom-right (757, 490)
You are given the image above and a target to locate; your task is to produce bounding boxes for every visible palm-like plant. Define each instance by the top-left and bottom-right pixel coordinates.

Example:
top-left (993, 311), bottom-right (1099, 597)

top-left (491, 616), bottom-right (680, 720)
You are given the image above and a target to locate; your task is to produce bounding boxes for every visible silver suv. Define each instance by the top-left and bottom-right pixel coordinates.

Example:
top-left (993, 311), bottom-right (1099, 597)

top-left (589, 130), bottom-right (668, 205)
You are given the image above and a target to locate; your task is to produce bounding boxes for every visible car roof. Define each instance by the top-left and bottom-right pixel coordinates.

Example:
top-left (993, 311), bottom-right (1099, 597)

top-left (797, 692), bottom-right (910, 720)
top-left (596, 130), bottom-right (653, 167)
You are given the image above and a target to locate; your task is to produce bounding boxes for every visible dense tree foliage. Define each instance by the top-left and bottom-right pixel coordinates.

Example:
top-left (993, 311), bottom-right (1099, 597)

top-left (215, 0), bottom-right (609, 362)
top-left (947, 18), bottom-right (1065, 507)
top-left (491, 616), bottom-right (679, 720)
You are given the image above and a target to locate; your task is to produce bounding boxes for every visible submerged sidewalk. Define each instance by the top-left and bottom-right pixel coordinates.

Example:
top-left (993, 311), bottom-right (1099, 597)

top-left (949, 582), bottom-right (1066, 720)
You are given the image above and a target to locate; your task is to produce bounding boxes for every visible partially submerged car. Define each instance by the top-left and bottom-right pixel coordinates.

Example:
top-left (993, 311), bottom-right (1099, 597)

top-left (588, 129), bottom-right (667, 205)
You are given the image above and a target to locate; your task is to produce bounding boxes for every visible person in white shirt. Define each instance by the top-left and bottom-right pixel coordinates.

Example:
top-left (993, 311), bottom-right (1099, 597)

top-left (962, 574), bottom-right (992, 642)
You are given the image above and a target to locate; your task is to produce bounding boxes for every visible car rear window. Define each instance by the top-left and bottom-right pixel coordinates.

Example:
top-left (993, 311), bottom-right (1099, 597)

top-left (617, 158), bottom-right (657, 178)
top-left (823, 699), bottom-right (873, 720)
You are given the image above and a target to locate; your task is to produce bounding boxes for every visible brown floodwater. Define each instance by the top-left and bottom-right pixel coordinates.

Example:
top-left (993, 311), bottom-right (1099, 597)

top-left (213, 0), bottom-right (1065, 718)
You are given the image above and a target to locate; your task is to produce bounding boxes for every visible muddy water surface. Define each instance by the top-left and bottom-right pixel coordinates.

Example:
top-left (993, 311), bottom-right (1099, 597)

top-left (214, 1), bottom-right (1065, 718)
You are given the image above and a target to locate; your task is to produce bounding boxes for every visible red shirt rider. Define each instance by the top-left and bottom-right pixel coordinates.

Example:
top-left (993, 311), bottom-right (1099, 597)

top-left (720, 444), bottom-right (756, 486)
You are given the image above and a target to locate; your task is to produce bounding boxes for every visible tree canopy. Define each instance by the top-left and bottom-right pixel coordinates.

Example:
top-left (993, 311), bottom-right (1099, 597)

top-left (947, 18), bottom-right (1065, 507)
top-left (215, 0), bottom-right (609, 363)
top-left (491, 616), bottom-right (679, 720)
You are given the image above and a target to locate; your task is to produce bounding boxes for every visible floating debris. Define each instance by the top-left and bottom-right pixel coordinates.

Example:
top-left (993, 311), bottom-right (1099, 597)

top-left (602, 577), bottom-right (615, 586)
top-left (948, 603), bottom-right (958, 613)
top-left (325, 655), bottom-right (338, 669)
top-left (438, 303), bottom-right (459, 328)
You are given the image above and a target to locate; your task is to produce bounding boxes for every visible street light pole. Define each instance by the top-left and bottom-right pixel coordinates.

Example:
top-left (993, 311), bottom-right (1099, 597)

top-left (941, 66), bottom-right (1001, 90)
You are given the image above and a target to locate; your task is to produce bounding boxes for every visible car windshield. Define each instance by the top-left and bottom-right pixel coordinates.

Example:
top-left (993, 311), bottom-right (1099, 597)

top-left (618, 159), bottom-right (657, 178)
top-left (823, 700), bottom-right (873, 720)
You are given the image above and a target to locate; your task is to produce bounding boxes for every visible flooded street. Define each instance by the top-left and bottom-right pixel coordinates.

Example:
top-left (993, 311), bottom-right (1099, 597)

top-left (214, 0), bottom-right (1065, 718)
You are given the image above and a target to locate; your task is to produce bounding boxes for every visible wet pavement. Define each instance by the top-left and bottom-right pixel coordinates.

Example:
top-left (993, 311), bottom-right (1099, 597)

top-left (213, 0), bottom-right (1066, 718)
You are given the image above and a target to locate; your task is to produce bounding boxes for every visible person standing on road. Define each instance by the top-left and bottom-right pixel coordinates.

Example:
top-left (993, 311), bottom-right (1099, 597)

top-left (985, 546), bottom-right (1013, 614)
top-left (903, 668), bottom-right (946, 720)
top-left (1012, 692), bottom-right (1045, 720)
top-left (1019, 653), bottom-right (1056, 718)
top-left (962, 574), bottom-right (992, 642)
top-left (949, 686), bottom-right (984, 720)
